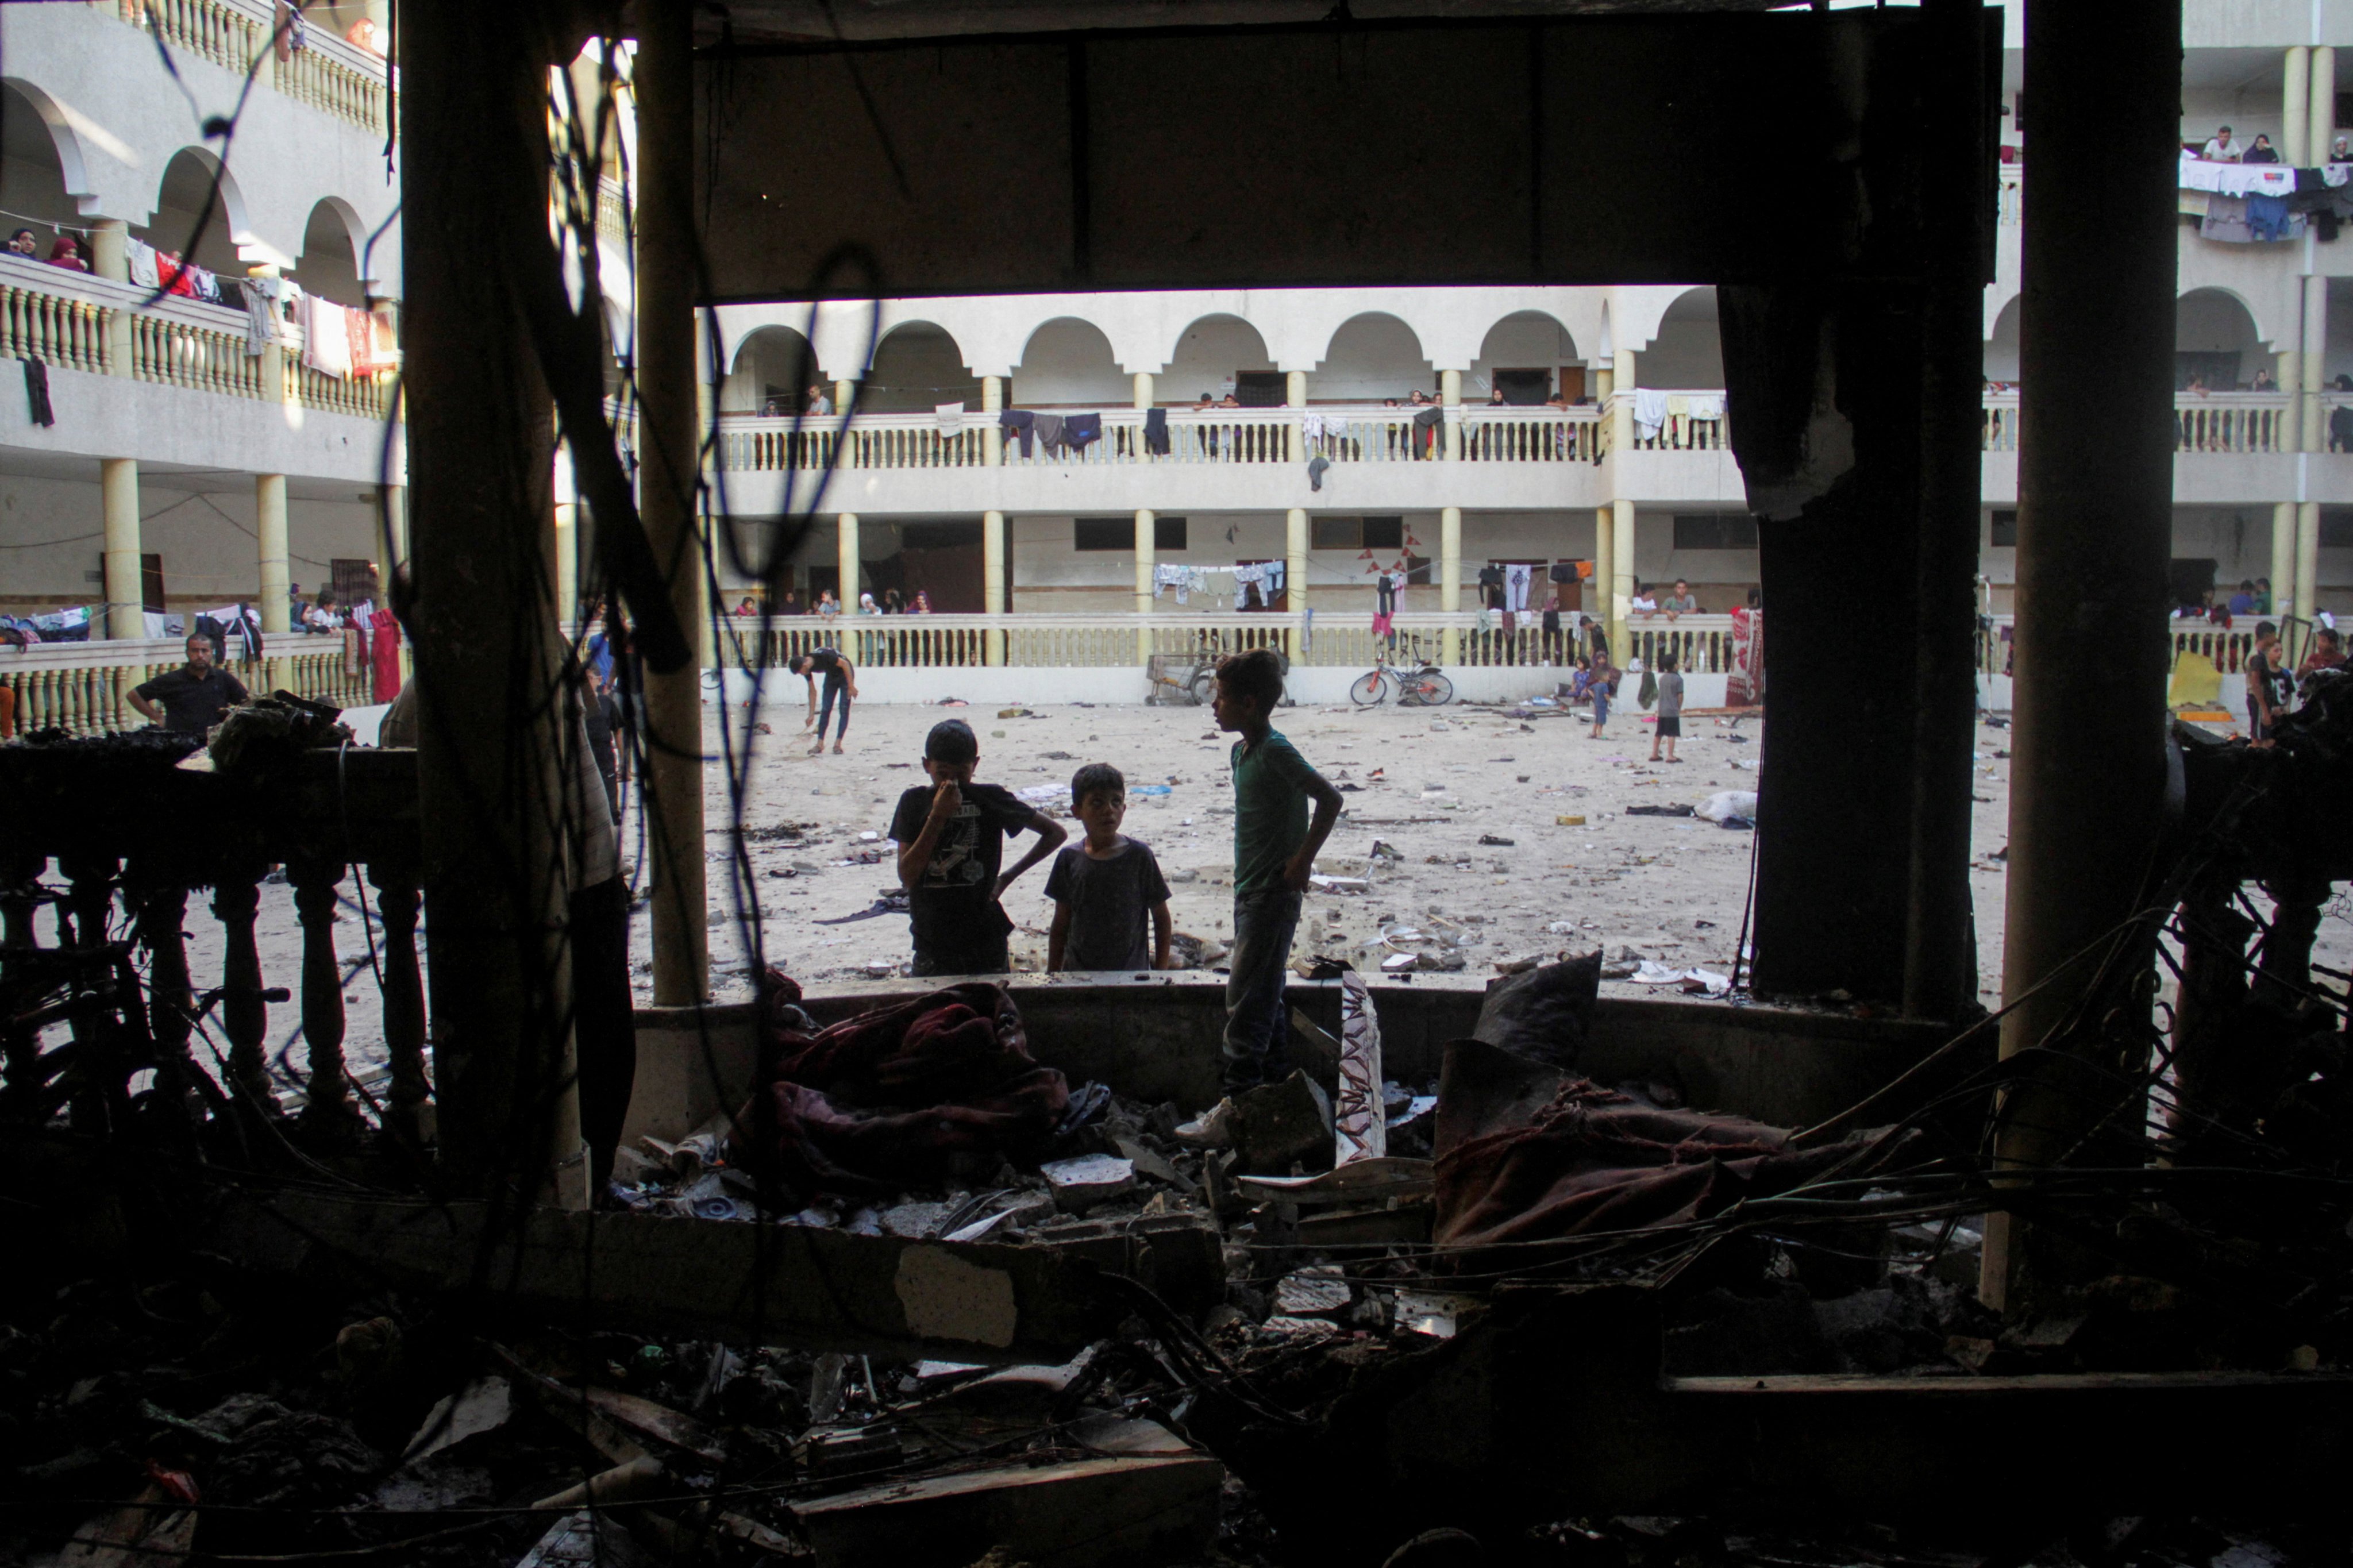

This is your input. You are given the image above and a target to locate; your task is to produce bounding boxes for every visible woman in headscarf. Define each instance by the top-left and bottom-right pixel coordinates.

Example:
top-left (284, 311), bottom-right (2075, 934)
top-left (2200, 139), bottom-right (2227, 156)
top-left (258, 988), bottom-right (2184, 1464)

top-left (47, 234), bottom-right (88, 272)
top-left (7, 230), bottom-right (39, 257)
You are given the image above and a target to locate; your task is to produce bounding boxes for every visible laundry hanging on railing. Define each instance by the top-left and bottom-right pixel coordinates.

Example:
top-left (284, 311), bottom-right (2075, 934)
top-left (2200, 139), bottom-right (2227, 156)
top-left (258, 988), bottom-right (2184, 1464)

top-left (935, 401), bottom-right (966, 432)
top-left (299, 292), bottom-right (353, 378)
top-left (1504, 563), bottom-right (1533, 613)
top-left (1301, 413), bottom-right (1326, 441)
top-left (126, 238), bottom-right (160, 291)
top-left (1033, 413), bottom-right (1066, 454)
top-left (2178, 155), bottom-right (2302, 198)
top-left (1633, 388), bottom-right (1669, 441)
top-left (1308, 454), bottom-right (1330, 491)
top-left (998, 407), bottom-right (1035, 457)
top-left (1143, 406), bottom-right (1169, 454)
top-left (1152, 563), bottom-right (1208, 604)
top-left (1064, 412), bottom-right (1102, 449)
top-left (242, 275), bottom-right (284, 355)
top-left (22, 357), bottom-right (53, 428)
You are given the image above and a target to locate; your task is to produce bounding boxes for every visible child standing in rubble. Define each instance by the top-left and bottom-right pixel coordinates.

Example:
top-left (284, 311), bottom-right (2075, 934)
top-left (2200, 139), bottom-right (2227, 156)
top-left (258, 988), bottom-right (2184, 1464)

top-left (890, 719), bottom-right (1067, 976)
top-left (1181, 650), bottom-right (1343, 1143)
top-left (1045, 763), bottom-right (1174, 973)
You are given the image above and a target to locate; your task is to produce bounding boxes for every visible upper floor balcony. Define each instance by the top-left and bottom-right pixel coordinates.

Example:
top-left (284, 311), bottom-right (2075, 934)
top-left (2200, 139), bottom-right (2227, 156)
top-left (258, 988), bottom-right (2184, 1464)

top-left (111, 0), bottom-right (394, 137)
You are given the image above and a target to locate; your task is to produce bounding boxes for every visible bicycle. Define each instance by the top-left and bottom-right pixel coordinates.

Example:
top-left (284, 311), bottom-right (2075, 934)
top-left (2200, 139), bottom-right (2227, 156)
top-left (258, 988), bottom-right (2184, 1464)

top-left (1349, 653), bottom-right (1453, 707)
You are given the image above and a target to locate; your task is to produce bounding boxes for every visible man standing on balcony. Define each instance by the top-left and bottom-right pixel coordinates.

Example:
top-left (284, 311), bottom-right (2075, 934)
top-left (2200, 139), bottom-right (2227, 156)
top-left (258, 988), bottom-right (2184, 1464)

top-left (2201, 125), bottom-right (2243, 162)
top-left (129, 634), bottom-right (249, 735)
top-left (806, 383), bottom-right (833, 416)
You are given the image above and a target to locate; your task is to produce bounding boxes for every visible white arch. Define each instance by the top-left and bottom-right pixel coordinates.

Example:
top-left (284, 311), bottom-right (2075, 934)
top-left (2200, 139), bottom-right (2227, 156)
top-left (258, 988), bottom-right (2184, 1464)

top-left (1315, 310), bottom-right (1430, 370)
top-left (149, 145), bottom-right (258, 255)
top-left (1475, 308), bottom-right (1580, 367)
top-left (1, 78), bottom-right (98, 214)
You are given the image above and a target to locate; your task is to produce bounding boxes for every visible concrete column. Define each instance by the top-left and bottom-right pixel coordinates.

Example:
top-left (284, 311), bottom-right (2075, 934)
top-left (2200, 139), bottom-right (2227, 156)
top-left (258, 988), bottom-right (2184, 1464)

top-left (1133, 371), bottom-right (1153, 410)
top-left (1984, 0), bottom-right (2181, 1313)
top-left (1287, 370), bottom-right (1306, 407)
top-left (1611, 500), bottom-right (1636, 660)
top-left (983, 509), bottom-right (1006, 665)
top-left (101, 459), bottom-right (142, 641)
top-left (2302, 273), bottom-right (2327, 453)
top-left (2278, 342), bottom-right (2302, 444)
top-left (983, 375), bottom-right (1003, 465)
top-left (1441, 368), bottom-right (1462, 459)
top-left (92, 219), bottom-right (132, 376)
top-left (638, 0), bottom-right (708, 1008)
top-left (255, 473), bottom-right (288, 642)
top-left (834, 379), bottom-right (854, 415)
top-left (1612, 349), bottom-right (1636, 452)
top-left (1593, 361), bottom-right (1614, 402)
top-left (1134, 508), bottom-right (1156, 664)
top-left (2273, 500), bottom-right (2298, 618)
top-left (1286, 506), bottom-right (1308, 654)
top-left (1285, 369), bottom-right (1308, 463)
top-left (1593, 505), bottom-right (1613, 631)
top-left (2287, 47), bottom-right (2313, 168)
top-left (2315, 47), bottom-right (2339, 163)
top-left (2297, 499), bottom-right (2322, 626)
top-left (1439, 505), bottom-right (1462, 665)
top-left (837, 513), bottom-right (860, 606)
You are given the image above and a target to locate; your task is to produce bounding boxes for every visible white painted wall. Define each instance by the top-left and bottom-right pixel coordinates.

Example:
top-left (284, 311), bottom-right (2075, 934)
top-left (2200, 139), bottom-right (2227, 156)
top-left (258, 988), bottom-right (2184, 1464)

top-left (1012, 317), bottom-right (1130, 406)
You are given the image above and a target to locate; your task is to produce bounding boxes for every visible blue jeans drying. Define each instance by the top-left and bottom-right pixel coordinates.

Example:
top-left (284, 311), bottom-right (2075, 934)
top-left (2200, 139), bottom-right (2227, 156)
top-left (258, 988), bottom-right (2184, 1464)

top-left (1222, 887), bottom-right (1303, 1093)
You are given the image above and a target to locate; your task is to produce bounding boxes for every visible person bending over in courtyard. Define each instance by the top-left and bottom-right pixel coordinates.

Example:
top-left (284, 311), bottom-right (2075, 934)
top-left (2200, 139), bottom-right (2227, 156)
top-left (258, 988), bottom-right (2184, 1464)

top-left (791, 645), bottom-right (859, 756)
top-left (890, 719), bottom-right (1065, 977)
top-left (1046, 763), bottom-right (1173, 973)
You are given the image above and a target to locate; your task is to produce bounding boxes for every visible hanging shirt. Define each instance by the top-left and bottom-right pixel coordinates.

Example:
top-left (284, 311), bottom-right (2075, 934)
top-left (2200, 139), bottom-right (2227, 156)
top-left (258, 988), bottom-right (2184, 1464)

top-left (1477, 563), bottom-right (1505, 609)
top-left (303, 296), bottom-right (352, 378)
top-left (1633, 388), bottom-right (1670, 440)
top-left (1504, 563), bottom-right (1533, 612)
top-left (126, 238), bottom-right (160, 291)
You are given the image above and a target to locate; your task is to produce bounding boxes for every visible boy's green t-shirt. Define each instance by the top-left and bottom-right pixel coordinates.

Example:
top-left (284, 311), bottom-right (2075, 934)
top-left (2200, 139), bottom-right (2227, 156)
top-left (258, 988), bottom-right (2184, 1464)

top-left (1230, 728), bottom-right (1319, 897)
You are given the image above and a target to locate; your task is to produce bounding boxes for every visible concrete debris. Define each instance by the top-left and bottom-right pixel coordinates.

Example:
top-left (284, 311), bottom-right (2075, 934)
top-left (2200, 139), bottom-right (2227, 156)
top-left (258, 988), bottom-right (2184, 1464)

top-left (1041, 1153), bottom-right (1137, 1210)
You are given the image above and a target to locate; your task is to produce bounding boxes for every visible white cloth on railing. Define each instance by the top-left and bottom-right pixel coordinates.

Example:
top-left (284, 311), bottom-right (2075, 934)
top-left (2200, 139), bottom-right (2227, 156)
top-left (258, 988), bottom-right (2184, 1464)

top-left (1154, 563), bottom-right (1195, 604)
top-left (1503, 563), bottom-right (1532, 613)
top-left (934, 401), bottom-right (965, 432)
top-left (2327, 164), bottom-right (2353, 188)
top-left (1302, 413), bottom-right (1326, 441)
top-left (242, 273), bottom-right (284, 355)
top-left (1685, 394), bottom-right (1724, 423)
top-left (1633, 388), bottom-right (1669, 440)
top-left (2177, 156), bottom-right (2296, 198)
top-left (299, 292), bottom-right (351, 379)
top-left (126, 238), bottom-right (160, 291)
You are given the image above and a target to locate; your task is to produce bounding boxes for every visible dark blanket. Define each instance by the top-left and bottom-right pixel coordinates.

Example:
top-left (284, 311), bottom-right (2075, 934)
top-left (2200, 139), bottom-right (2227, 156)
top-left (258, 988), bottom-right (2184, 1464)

top-left (738, 969), bottom-right (1069, 1197)
top-left (1470, 951), bottom-right (1600, 1070)
top-left (1432, 1037), bottom-right (1868, 1262)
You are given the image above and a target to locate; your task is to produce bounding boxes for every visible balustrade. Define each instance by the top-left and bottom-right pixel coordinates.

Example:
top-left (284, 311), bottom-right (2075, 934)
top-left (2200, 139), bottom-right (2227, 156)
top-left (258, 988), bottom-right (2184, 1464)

top-left (0, 278), bottom-right (109, 372)
top-left (116, 0), bottom-right (392, 136)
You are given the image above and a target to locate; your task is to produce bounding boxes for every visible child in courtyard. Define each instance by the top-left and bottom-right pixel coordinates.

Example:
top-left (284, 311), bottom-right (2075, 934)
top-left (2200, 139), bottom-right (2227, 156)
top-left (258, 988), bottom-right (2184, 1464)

top-left (1182, 650), bottom-right (1342, 1133)
top-left (1649, 648), bottom-right (1684, 763)
top-left (889, 718), bottom-right (1066, 976)
top-left (1045, 764), bottom-right (1174, 973)
top-left (1588, 649), bottom-right (1618, 739)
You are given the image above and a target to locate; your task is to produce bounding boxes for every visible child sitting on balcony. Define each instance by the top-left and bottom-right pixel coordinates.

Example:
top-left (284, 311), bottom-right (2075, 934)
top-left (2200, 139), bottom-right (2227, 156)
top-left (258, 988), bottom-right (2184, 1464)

top-left (889, 719), bottom-right (1066, 977)
top-left (1045, 764), bottom-right (1173, 974)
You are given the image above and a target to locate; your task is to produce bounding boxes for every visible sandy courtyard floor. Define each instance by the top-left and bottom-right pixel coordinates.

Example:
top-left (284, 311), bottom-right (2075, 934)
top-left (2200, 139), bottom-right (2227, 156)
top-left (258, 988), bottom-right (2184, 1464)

top-left (178, 696), bottom-right (2353, 1103)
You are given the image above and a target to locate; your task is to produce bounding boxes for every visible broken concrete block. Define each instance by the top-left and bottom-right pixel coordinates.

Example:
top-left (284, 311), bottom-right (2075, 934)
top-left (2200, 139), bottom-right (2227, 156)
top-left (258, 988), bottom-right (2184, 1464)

top-left (402, 1377), bottom-right (511, 1463)
top-left (881, 1201), bottom-right (952, 1238)
top-left (1228, 1070), bottom-right (1333, 1175)
top-left (796, 1453), bottom-right (1222, 1568)
top-left (1041, 1154), bottom-right (1137, 1211)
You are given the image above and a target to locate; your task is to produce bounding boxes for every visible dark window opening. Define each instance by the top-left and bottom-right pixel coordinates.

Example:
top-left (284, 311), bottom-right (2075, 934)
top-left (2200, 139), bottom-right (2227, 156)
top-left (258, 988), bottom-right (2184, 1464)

top-left (330, 557), bottom-right (379, 606)
top-left (1492, 369), bottom-right (1551, 406)
top-left (2167, 557), bottom-right (2218, 610)
top-left (1155, 515), bottom-right (1188, 551)
top-left (1363, 515), bottom-right (1404, 549)
top-left (1405, 553), bottom-right (1432, 587)
top-left (1990, 510), bottom-right (2019, 548)
top-left (902, 521), bottom-right (983, 550)
top-left (1235, 371), bottom-right (1285, 407)
top-left (1671, 514), bottom-right (1759, 550)
top-left (2321, 507), bottom-right (2353, 549)
top-left (1074, 517), bottom-right (1130, 551)
top-left (140, 553), bottom-right (166, 614)
top-left (1311, 517), bottom-right (1360, 550)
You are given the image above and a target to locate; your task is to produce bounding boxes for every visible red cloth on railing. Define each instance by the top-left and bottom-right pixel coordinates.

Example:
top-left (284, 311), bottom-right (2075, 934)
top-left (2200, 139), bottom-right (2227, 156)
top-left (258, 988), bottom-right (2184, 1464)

top-left (736, 970), bottom-right (1070, 1199)
top-left (369, 615), bottom-right (401, 703)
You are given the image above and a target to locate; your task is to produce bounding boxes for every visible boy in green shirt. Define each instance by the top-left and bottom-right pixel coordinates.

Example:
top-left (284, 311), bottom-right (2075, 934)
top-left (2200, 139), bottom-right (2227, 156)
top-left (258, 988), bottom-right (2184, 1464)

top-left (1204, 649), bottom-right (1342, 1095)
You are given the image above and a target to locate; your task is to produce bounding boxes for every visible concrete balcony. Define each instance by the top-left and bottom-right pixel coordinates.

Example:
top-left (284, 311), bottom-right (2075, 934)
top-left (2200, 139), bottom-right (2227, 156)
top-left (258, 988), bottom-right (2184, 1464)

top-left (0, 256), bottom-right (400, 487)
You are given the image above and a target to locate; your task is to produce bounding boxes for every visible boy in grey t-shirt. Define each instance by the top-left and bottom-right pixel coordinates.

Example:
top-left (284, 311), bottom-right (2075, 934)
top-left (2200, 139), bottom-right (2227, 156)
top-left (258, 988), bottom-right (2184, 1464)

top-left (1649, 647), bottom-right (1685, 762)
top-left (1045, 763), bottom-right (1174, 972)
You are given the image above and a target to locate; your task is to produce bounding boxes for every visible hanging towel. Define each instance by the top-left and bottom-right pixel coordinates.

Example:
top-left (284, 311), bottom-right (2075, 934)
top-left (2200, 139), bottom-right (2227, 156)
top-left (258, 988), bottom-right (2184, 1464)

top-left (1034, 413), bottom-right (1067, 454)
top-left (1504, 563), bottom-right (1533, 612)
top-left (1301, 605), bottom-right (1314, 653)
top-left (302, 295), bottom-right (352, 378)
top-left (345, 305), bottom-right (375, 375)
top-left (1143, 406), bottom-right (1169, 454)
top-left (998, 407), bottom-right (1035, 456)
top-left (1308, 454), bottom-right (1330, 491)
top-left (1263, 561), bottom-right (1285, 600)
top-left (1065, 411), bottom-right (1102, 448)
top-left (1685, 393), bottom-right (1725, 423)
top-left (934, 400), bottom-right (966, 432)
top-left (1302, 413), bottom-right (1326, 442)
top-left (188, 265), bottom-right (221, 305)
top-left (1633, 388), bottom-right (1669, 440)
top-left (22, 358), bottom-right (53, 427)
top-left (126, 238), bottom-right (160, 291)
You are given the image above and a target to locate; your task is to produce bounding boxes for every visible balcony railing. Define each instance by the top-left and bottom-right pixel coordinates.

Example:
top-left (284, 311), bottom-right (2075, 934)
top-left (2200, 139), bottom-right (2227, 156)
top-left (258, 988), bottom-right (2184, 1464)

top-left (1980, 391), bottom-right (2353, 456)
top-left (115, 0), bottom-right (393, 135)
top-left (1, 635), bottom-right (376, 737)
top-left (0, 257), bottom-right (399, 422)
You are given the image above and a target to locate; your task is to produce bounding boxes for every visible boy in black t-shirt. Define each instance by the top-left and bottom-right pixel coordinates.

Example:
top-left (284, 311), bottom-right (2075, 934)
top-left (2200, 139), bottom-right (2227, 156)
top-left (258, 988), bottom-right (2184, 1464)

top-left (889, 719), bottom-right (1067, 976)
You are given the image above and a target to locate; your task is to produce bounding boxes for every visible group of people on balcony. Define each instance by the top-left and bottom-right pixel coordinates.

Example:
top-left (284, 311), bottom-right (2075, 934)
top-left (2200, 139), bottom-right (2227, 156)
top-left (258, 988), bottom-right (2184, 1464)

top-left (731, 587), bottom-right (933, 617)
top-left (7, 228), bottom-right (89, 271)
top-left (2185, 126), bottom-right (2353, 243)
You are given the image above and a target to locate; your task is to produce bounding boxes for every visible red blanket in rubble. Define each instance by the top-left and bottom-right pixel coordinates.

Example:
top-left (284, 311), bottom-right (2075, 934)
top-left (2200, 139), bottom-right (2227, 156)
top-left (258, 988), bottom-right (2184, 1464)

top-left (738, 970), bottom-right (1070, 1197)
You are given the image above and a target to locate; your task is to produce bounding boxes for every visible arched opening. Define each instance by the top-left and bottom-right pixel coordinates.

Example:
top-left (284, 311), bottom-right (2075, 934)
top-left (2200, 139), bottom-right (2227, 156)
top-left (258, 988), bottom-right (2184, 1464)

top-left (1986, 294), bottom-right (2023, 384)
top-left (1472, 310), bottom-right (1582, 404)
top-left (0, 80), bottom-right (84, 262)
top-left (1640, 288), bottom-right (1723, 388)
top-left (860, 321), bottom-right (979, 413)
top-left (291, 198), bottom-right (367, 307)
top-left (1012, 317), bottom-right (1126, 406)
top-left (723, 324), bottom-right (821, 414)
top-left (1166, 314), bottom-right (1278, 404)
top-left (2175, 287), bottom-right (2271, 390)
top-left (1312, 313), bottom-right (1433, 403)
top-left (140, 148), bottom-right (248, 278)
